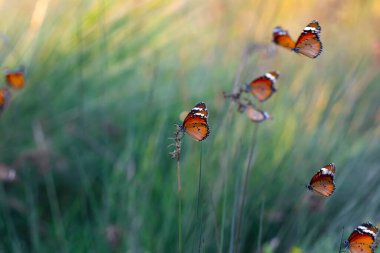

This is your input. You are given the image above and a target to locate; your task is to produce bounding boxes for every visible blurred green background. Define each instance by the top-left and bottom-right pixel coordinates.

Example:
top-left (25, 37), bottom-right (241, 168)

top-left (0, 0), bottom-right (379, 252)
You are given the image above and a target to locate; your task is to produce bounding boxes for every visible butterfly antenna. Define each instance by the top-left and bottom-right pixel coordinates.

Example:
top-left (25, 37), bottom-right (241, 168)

top-left (338, 226), bottom-right (345, 253)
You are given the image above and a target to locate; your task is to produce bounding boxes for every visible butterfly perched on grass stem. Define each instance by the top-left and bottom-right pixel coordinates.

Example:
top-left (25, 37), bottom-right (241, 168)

top-left (306, 163), bottom-right (335, 197)
top-left (5, 66), bottom-right (26, 89)
top-left (181, 102), bottom-right (210, 141)
top-left (344, 222), bottom-right (379, 253)
top-left (273, 20), bottom-right (323, 59)
top-left (244, 71), bottom-right (279, 102)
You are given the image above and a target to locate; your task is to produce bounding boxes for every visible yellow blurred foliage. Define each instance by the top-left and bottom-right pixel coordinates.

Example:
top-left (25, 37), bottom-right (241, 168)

top-left (290, 246), bottom-right (303, 253)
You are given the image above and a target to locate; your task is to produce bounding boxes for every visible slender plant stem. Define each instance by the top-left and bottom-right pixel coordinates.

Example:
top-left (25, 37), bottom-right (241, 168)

top-left (178, 191), bottom-right (182, 253)
top-left (234, 124), bottom-right (259, 252)
top-left (196, 143), bottom-right (204, 252)
top-left (177, 158), bottom-right (181, 192)
top-left (338, 226), bottom-right (344, 253)
top-left (219, 172), bottom-right (228, 253)
top-left (176, 131), bottom-right (182, 253)
top-left (257, 200), bottom-right (264, 253)
top-left (229, 168), bottom-right (241, 253)
top-left (172, 126), bottom-right (183, 253)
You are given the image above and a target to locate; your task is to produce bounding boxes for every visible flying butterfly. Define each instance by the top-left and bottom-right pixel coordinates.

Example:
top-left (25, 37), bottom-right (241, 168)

top-left (244, 71), bottom-right (279, 102)
top-left (306, 163), bottom-right (336, 197)
top-left (245, 105), bottom-right (271, 123)
top-left (5, 66), bottom-right (26, 89)
top-left (0, 87), bottom-right (11, 113)
top-left (344, 222), bottom-right (379, 253)
top-left (272, 26), bottom-right (295, 49)
top-left (181, 102), bottom-right (210, 141)
top-left (273, 20), bottom-right (323, 58)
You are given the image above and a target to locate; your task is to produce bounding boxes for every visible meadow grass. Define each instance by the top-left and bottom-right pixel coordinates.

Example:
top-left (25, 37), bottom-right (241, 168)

top-left (0, 0), bottom-right (379, 252)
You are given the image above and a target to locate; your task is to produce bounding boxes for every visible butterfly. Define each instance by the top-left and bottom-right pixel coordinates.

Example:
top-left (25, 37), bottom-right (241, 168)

top-left (0, 87), bottom-right (11, 112)
top-left (5, 66), bottom-right (26, 89)
top-left (245, 105), bottom-right (271, 123)
top-left (181, 102), bottom-right (210, 141)
top-left (244, 71), bottom-right (279, 102)
top-left (273, 20), bottom-right (323, 58)
top-left (344, 222), bottom-right (379, 253)
top-left (306, 163), bottom-right (335, 197)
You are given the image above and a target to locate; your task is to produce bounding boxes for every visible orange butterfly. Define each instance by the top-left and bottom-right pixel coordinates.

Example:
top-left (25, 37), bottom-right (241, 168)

top-left (181, 102), bottom-right (210, 141)
top-left (345, 222), bottom-right (379, 253)
top-left (244, 71), bottom-right (279, 102)
top-left (0, 87), bottom-right (11, 112)
top-left (5, 66), bottom-right (26, 89)
top-left (245, 105), bottom-right (271, 123)
top-left (273, 20), bottom-right (323, 58)
top-left (272, 27), bottom-right (295, 49)
top-left (306, 163), bottom-right (335, 197)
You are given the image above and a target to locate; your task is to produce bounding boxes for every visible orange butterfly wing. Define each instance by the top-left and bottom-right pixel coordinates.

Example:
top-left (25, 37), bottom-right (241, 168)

top-left (308, 173), bottom-right (335, 197)
top-left (294, 20), bottom-right (323, 58)
top-left (272, 27), bottom-right (296, 49)
top-left (182, 102), bottom-right (210, 142)
top-left (5, 66), bottom-right (26, 89)
top-left (347, 231), bottom-right (375, 253)
top-left (348, 244), bottom-right (374, 253)
top-left (245, 105), bottom-right (270, 123)
top-left (0, 88), bottom-right (11, 112)
top-left (246, 72), bottom-right (278, 102)
top-left (345, 222), bottom-right (379, 253)
top-left (308, 164), bottom-right (335, 197)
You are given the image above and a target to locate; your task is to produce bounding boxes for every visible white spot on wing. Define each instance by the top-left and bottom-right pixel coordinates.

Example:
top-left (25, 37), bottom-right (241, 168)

top-left (304, 27), bottom-right (319, 32)
top-left (194, 112), bottom-right (207, 118)
top-left (357, 226), bottom-right (377, 237)
top-left (264, 73), bottom-right (276, 83)
top-left (320, 168), bottom-right (334, 176)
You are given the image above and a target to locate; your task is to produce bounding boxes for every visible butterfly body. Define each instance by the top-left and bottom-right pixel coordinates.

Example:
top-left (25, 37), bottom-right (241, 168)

top-left (181, 102), bottom-right (210, 142)
top-left (306, 163), bottom-right (336, 197)
top-left (273, 20), bottom-right (323, 58)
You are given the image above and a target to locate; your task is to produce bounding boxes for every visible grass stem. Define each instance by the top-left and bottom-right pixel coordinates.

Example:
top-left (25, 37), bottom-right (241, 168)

top-left (257, 200), bottom-right (264, 253)
top-left (234, 124), bottom-right (259, 252)
top-left (178, 191), bottom-right (182, 253)
top-left (196, 143), bottom-right (204, 252)
top-left (338, 226), bottom-right (344, 253)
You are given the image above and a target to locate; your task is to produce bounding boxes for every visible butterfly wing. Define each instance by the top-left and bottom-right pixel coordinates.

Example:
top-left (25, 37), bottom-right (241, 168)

top-left (0, 88), bottom-right (11, 112)
top-left (360, 222), bottom-right (380, 236)
top-left (308, 174), bottom-right (335, 197)
top-left (348, 244), bottom-right (374, 253)
top-left (323, 163), bottom-right (336, 173)
top-left (294, 20), bottom-right (322, 58)
top-left (346, 230), bottom-right (376, 253)
top-left (246, 71), bottom-right (278, 102)
top-left (272, 26), bottom-right (296, 49)
top-left (5, 66), bottom-right (25, 89)
top-left (245, 105), bottom-right (270, 123)
top-left (182, 102), bottom-right (210, 141)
